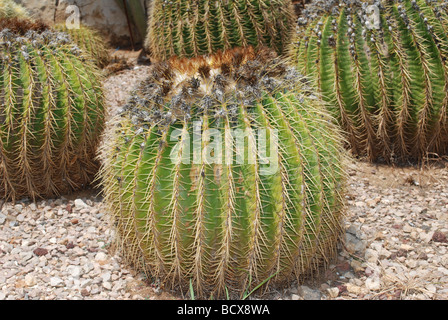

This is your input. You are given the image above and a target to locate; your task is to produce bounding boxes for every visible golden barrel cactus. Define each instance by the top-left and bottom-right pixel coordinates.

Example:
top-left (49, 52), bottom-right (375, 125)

top-left (146, 0), bottom-right (295, 60)
top-left (99, 46), bottom-right (347, 298)
top-left (291, 0), bottom-right (448, 163)
top-left (0, 19), bottom-right (105, 200)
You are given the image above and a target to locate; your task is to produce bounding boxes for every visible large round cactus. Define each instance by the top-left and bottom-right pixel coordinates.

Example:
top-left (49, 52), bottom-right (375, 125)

top-left (0, 0), bottom-right (29, 19)
top-left (100, 46), bottom-right (347, 298)
top-left (146, 0), bottom-right (295, 60)
top-left (291, 0), bottom-right (448, 163)
top-left (0, 18), bottom-right (105, 201)
top-left (54, 24), bottom-right (111, 68)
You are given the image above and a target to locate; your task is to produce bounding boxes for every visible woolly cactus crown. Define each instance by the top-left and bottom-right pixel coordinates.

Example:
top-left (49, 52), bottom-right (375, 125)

top-left (121, 46), bottom-right (305, 126)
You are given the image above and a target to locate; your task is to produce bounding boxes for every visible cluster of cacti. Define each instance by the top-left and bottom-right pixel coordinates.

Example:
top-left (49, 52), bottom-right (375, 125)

top-left (0, 0), bottom-right (29, 19)
top-left (0, 18), bottom-right (105, 201)
top-left (99, 46), bottom-right (347, 298)
top-left (290, 0), bottom-right (448, 163)
top-left (146, 0), bottom-right (295, 60)
top-left (54, 24), bottom-right (111, 68)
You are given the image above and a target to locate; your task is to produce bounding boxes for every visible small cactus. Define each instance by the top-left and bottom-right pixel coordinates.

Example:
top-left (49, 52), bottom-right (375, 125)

top-left (0, 0), bottom-right (29, 19)
top-left (0, 18), bottom-right (105, 201)
top-left (146, 0), bottom-right (295, 60)
top-left (99, 46), bottom-right (347, 299)
top-left (291, 0), bottom-right (448, 163)
top-left (54, 24), bottom-right (111, 68)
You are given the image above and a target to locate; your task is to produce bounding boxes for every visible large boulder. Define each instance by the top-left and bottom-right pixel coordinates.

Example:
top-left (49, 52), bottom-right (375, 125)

top-left (13, 0), bottom-right (149, 46)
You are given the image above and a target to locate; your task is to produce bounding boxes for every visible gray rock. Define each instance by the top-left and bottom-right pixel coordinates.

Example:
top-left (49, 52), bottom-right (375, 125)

top-left (298, 286), bottom-right (322, 300)
top-left (345, 232), bottom-right (367, 254)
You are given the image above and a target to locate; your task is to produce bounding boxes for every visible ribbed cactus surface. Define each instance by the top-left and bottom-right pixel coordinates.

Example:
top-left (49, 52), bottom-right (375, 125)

top-left (54, 24), bottom-right (111, 68)
top-left (146, 0), bottom-right (295, 60)
top-left (0, 19), bottom-right (105, 201)
top-left (100, 46), bottom-right (347, 298)
top-left (291, 0), bottom-right (448, 163)
top-left (0, 0), bottom-right (29, 19)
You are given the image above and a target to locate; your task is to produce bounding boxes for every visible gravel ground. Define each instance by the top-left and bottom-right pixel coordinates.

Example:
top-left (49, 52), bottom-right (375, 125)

top-left (0, 60), bottom-right (447, 300)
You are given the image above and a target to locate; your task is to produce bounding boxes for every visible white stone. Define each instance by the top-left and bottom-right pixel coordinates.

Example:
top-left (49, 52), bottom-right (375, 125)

top-left (102, 282), bottom-right (112, 290)
top-left (101, 272), bottom-right (111, 282)
top-left (50, 277), bottom-right (64, 287)
top-left (400, 244), bottom-right (414, 251)
top-left (327, 287), bottom-right (339, 298)
top-left (426, 284), bottom-right (437, 294)
top-left (80, 279), bottom-right (92, 288)
top-left (45, 211), bottom-right (55, 219)
top-left (83, 262), bottom-right (94, 273)
top-left (67, 266), bottom-right (82, 278)
top-left (74, 199), bottom-right (88, 209)
top-left (95, 252), bottom-right (107, 262)
top-left (24, 274), bottom-right (37, 287)
top-left (365, 277), bottom-right (381, 291)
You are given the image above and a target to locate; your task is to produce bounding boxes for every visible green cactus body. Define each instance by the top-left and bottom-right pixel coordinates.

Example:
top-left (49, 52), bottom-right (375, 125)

top-left (0, 21), bottom-right (105, 201)
top-left (291, 0), bottom-right (448, 163)
top-left (0, 0), bottom-right (29, 19)
top-left (100, 46), bottom-right (347, 298)
top-left (146, 0), bottom-right (295, 60)
top-left (54, 24), bottom-right (111, 68)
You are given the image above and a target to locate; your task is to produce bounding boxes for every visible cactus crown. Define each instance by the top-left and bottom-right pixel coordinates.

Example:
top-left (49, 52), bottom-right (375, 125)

top-left (0, 18), bottom-right (105, 200)
top-left (146, 0), bottom-right (295, 60)
top-left (291, 0), bottom-right (448, 163)
top-left (122, 46), bottom-right (302, 126)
